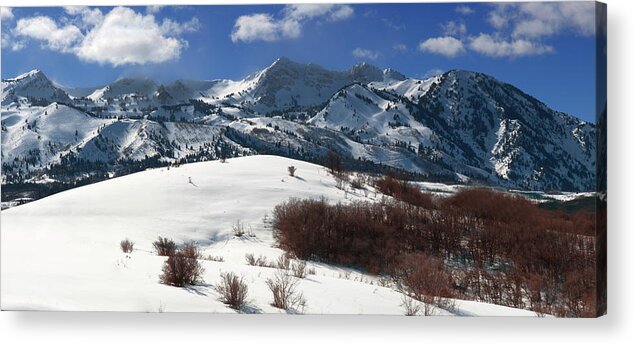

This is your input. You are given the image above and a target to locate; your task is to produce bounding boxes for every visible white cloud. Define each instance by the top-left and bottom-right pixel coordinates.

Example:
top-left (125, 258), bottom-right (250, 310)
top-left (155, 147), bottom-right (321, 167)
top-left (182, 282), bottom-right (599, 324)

top-left (232, 4), bottom-right (353, 43)
top-left (160, 17), bottom-right (200, 36)
top-left (352, 48), bottom-right (379, 60)
top-left (1, 7), bottom-right (14, 21)
top-left (15, 16), bottom-right (83, 53)
top-left (441, 21), bottom-right (467, 36)
top-left (64, 6), bottom-right (103, 27)
top-left (76, 7), bottom-right (184, 66)
top-left (10, 7), bottom-right (198, 66)
top-left (488, 2), bottom-right (595, 38)
top-left (329, 5), bottom-right (354, 21)
top-left (469, 33), bottom-right (554, 58)
top-left (393, 43), bottom-right (407, 52)
top-left (455, 5), bottom-right (474, 15)
top-left (284, 4), bottom-right (353, 21)
top-left (231, 13), bottom-right (299, 42)
top-left (146, 5), bottom-right (163, 15)
top-left (419, 36), bottom-right (465, 58)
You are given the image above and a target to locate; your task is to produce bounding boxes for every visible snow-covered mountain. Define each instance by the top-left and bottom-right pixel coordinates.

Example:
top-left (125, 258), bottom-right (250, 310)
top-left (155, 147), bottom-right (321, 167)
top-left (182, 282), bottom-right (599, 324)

top-left (1, 58), bottom-right (596, 192)
top-left (2, 69), bottom-right (71, 104)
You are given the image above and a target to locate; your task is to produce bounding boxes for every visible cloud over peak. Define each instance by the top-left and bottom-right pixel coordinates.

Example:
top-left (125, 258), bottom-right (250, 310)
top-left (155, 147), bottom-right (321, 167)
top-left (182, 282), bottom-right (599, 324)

top-left (419, 36), bottom-right (465, 58)
top-left (231, 4), bottom-right (353, 43)
top-left (9, 6), bottom-right (199, 66)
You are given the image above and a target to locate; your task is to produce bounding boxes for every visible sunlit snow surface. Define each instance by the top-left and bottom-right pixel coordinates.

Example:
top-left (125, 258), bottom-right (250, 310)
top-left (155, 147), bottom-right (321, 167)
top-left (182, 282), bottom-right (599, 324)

top-left (1, 155), bottom-right (540, 315)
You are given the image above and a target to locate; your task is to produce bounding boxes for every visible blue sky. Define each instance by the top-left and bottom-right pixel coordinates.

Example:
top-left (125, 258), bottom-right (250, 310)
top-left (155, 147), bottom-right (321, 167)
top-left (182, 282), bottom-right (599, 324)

top-left (1, 3), bottom-right (601, 122)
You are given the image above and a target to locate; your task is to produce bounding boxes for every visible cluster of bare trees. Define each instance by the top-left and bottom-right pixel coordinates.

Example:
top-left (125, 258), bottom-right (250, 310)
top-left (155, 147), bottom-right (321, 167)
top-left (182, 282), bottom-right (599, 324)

top-left (272, 187), bottom-right (598, 317)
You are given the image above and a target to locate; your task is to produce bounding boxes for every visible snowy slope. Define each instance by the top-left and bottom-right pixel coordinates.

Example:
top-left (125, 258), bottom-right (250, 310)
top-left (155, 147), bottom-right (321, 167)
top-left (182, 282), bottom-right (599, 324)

top-left (0, 155), bottom-right (539, 315)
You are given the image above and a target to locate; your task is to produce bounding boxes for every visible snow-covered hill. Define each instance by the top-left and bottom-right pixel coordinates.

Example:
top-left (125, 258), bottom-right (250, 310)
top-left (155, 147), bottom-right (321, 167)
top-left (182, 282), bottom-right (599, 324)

top-left (1, 58), bottom-right (595, 192)
top-left (0, 155), bottom-right (540, 315)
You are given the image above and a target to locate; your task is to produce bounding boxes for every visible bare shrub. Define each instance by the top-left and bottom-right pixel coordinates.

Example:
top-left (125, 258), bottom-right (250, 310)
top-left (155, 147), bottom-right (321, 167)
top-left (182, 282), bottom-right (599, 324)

top-left (215, 272), bottom-right (249, 310)
top-left (272, 187), bottom-right (599, 316)
top-left (307, 267), bottom-right (316, 275)
top-left (245, 253), bottom-right (269, 267)
top-left (287, 166), bottom-right (297, 177)
top-left (401, 294), bottom-right (421, 316)
top-left (398, 253), bottom-right (453, 314)
top-left (181, 241), bottom-right (202, 259)
top-left (206, 255), bottom-right (225, 262)
top-left (291, 260), bottom-right (307, 278)
top-left (159, 245), bottom-right (205, 287)
top-left (375, 176), bottom-right (435, 209)
top-left (232, 220), bottom-right (246, 237)
top-left (266, 268), bottom-right (306, 312)
top-left (350, 175), bottom-right (365, 189)
top-left (153, 236), bottom-right (176, 256)
top-left (120, 238), bottom-right (134, 253)
top-left (276, 254), bottom-right (291, 270)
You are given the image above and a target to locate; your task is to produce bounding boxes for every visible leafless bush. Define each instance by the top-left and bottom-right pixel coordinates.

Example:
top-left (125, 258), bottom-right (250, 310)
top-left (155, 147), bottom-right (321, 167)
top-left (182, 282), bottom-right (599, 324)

top-left (232, 220), bottom-right (246, 237)
top-left (287, 166), bottom-right (297, 177)
top-left (276, 254), bottom-right (291, 270)
top-left (245, 253), bottom-right (269, 267)
top-left (180, 241), bottom-right (202, 259)
top-left (153, 236), bottom-right (176, 256)
top-left (206, 255), bottom-right (225, 262)
top-left (215, 272), bottom-right (249, 310)
top-left (350, 175), bottom-right (366, 189)
top-left (291, 260), bottom-right (307, 278)
top-left (159, 249), bottom-right (205, 287)
top-left (266, 268), bottom-right (306, 313)
top-left (401, 294), bottom-right (421, 316)
top-left (120, 238), bottom-right (134, 253)
top-left (307, 267), bottom-right (316, 275)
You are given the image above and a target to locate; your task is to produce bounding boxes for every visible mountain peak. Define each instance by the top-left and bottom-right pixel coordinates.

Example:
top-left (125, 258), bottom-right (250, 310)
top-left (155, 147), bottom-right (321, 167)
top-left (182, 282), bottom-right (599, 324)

top-left (349, 62), bottom-right (384, 83)
top-left (6, 69), bottom-right (46, 82)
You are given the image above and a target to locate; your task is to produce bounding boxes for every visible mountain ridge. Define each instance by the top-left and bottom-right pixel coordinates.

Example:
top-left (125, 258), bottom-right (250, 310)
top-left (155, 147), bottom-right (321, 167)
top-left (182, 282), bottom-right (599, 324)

top-left (1, 58), bottom-right (595, 193)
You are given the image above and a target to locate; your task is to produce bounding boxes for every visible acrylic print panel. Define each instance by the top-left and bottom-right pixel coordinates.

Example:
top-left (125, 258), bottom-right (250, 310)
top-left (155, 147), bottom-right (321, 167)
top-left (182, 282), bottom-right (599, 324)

top-left (0, 2), bottom-right (606, 317)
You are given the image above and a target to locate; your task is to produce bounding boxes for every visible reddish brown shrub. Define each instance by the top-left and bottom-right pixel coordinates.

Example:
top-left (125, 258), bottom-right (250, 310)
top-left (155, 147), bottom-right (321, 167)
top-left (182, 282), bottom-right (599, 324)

top-left (215, 272), bottom-right (249, 310)
top-left (266, 268), bottom-right (306, 312)
top-left (271, 184), bottom-right (598, 317)
top-left (120, 238), bottom-right (134, 253)
top-left (375, 176), bottom-right (435, 209)
top-left (153, 236), bottom-right (176, 256)
top-left (159, 247), bottom-right (205, 287)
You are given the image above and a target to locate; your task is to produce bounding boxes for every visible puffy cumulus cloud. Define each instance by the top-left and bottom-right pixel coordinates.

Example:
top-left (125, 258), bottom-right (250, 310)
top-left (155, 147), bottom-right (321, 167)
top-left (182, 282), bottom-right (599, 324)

top-left (418, 36), bottom-right (465, 58)
top-left (64, 6), bottom-right (103, 27)
top-left (76, 7), bottom-right (183, 66)
top-left (231, 13), bottom-right (300, 42)
top-left (232, 4), bottom-right (353, 43)
top-left (14, 16), bottom-right (83, 53)
top-left (10, 7), bottom-right (198, 66)
top-left (352, 48), bottom-right (379, 60)
top-left (1, 7), bottom-right (14, 20)
top-left (441, 21), bottom-right (467, 36)
top-left (284, 4), bottom-right (353, 21)
top-left (468, 33), bottom-right (554, 58)
top-left (488, 2), bottom-right (595, 38)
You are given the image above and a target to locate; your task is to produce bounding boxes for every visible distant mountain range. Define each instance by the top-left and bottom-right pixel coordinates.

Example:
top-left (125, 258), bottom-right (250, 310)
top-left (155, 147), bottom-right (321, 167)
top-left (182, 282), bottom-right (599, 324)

top-left (1, 57), bottom-right (595, 192)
